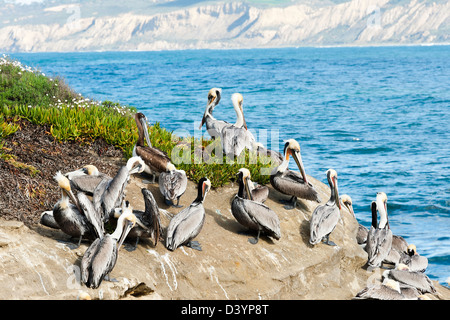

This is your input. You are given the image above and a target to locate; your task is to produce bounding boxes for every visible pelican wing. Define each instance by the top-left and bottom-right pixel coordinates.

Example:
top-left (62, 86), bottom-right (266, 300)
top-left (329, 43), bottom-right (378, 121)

top-left (166, 203), bottom-right (205, 250)
top-left (242, 199), bottom-right (281, 240)
top-left (77, 192), bottom-right (104, 238)
top-left (141, 188), bottom-right (163, 244)
top-left (81, 237), bottom-right (100, 285)
top-left (310, 204), bottom-right (340, 244)
top-left (367, 227), bottom-right (393, 267)
top-left (221, 126), bottom-right (254, 157)
top-left (135, 145), bottom-right (171, 173)
top-left (84, 235), bottom-right (117, 289)
top-left (387, 270), bottom-right (436, 294)
top-left (355, 284), bottom-right (405, 300)
top-left (271, 170), bottom-right (320, 202)
top-left (159, 170), bottom-right (187, 201)
top-left (70, 175), bottom-right (107, 195)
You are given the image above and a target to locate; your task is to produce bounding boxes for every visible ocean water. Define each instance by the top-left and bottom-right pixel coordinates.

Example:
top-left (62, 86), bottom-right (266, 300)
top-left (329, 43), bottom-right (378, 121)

top-left (10, 46), bottom-right (449, 286)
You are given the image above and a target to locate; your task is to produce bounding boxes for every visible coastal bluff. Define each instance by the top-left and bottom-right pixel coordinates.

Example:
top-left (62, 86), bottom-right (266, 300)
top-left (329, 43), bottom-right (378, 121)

top-left (0, 174), bottom-right (448, 300)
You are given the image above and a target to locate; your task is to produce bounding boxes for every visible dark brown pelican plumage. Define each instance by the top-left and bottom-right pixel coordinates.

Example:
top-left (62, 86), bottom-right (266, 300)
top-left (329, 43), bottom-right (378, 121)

top-left (81, 201), bottom-right (136, 289)
top-left (231, 168), bottom-right (281, 244)
top-left (165, 177), bottom-right (211, 251)
top-left (39, 211), bottom-right (60, 229)
top-left (365, 192), bottom-right (393, 269)
top-left (133, 112), bottom-right (172, 182)
top-left (309, 169), bottom-right (341, 246)
top-left (52, 172), bottom-right (104, 248)
top-left (159, 168), bottom-right (188, 207)
top-left (383, 264), bottom-right (436, 294)
top-left (270, 139), bottom-right (320, 210)
top-left (340, 194), bottom-right (369, 245)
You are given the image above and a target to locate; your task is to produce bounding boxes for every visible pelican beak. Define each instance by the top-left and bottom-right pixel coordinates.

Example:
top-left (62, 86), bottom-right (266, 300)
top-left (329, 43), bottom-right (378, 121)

top-left (117, 215), bottom-right (135, 250)
top-left (199, 113), bottom-right (206, 129)
top-left (334, 177), bottom-right (341, 209)
top-left (243, 175), bottom-right (253, 201)
top-left (139, 116), bottom-right (152, 147)
top-left (64, 188), bottom-right (83, 213)
top-left (292, 150), bottom-right (308, 185)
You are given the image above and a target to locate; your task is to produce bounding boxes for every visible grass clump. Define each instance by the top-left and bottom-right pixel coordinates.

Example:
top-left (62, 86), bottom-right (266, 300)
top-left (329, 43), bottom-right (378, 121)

top-left (0, 55), bottom-right (276, 188)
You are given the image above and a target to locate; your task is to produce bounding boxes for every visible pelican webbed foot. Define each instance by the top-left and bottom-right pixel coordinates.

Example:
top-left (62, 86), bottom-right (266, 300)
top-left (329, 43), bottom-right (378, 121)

top-left (248, 230), bottom-right (261, 245)
top-left (186, 240), bottom-right (202, 251)
top-left (282, 196), bottom-right (298, 210)
top-left (323, 235), bottom-right (337, 246)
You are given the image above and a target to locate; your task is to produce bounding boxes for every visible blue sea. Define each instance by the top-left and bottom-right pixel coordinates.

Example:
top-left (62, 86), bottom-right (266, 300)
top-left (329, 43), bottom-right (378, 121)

top-left (10, 46), bottom-right (449, 286)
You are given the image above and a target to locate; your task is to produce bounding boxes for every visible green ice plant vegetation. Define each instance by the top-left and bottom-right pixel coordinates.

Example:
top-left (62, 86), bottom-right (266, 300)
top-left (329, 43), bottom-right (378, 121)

top-left (0, 55), bottom-right (274, 187)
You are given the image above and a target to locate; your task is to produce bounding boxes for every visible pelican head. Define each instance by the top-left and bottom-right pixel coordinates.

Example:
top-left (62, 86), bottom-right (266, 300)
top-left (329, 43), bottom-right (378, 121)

top-left (383, 279), bottom-right (401, 294)
top-left (340, 194), bottom-right (354, 217)
top-left (54, 171), bottom-right (80, 210)
top-left (135, 112), bottom-right (152, 148)
top-left (407, 244), bottom-right (418, 256)
top-left (376, 192), bottom-right (389, 229)
top-left (126, 156), bottom-right (145, 174)
top-left (283, 139), bottom-right (309, 184)
top-left (199, 88), bottom-right (222, 129)
top-left (83, 165), bottom-right (99, 176)
top-left (197, 177), bottom-right (211, 203)
top-left (115, 201), bottom-right (137, 249)
top-left (326, 169), bottom-right (340, 209)
top-left (238, 168), bottom-right (253, 200)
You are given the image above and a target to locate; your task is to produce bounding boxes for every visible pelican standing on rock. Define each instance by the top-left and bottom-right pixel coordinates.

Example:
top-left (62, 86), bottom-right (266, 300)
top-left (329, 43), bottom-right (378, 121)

top-left (340, 194), bottom-right (369, 245)
top-left (231, 168), bottom-right (281, 244)
top-left (165, 177), bottom-right (211, 251)
top-left (309, 169), bottom-right (341, 246)
top-left (93, 156), bottom-right (144, 223)
top-left (52, 172), bottom-right (104, 248)
top-left (133, 112), bottom-right (172, 183)
top-left (159, 167), bottom-right (188, 208)
top-left (270, 139), bottom-right (320, 210)
top-left (220, 93), bottom-right (256, 158)
top-left (365, 192), bottom-right (393, 269)
top-left (81, 201), bottom-right (136, 289)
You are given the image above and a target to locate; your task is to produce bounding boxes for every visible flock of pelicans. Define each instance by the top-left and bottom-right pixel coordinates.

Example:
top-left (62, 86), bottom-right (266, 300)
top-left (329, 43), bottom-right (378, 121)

top-left (39, 88), bottom-right (438, 300)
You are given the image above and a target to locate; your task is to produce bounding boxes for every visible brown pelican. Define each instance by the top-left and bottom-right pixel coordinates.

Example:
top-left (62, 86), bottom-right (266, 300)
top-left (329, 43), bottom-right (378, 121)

top-left (199, 88), bottom-right (229, 140)
top-left (52, 172), bottom-right (104, 248)
top-left (354, 279), bottom-right (407, 300)
top-left (93, 156), bottom-right (144, 223)
top-left (39, 210), bottom-right (60, 229)
top-left (114, 188), bottom-right (163, 249)
top-left (165, 177), bottom-right (211, 251)
top-left (231, 168), bottom-right (281, 244)
top-left (340, 194), bottom-right (369, 245)
top-left (81, 201), bottom-right (136, 289)
top-left (238, 168), bottom-right (269, 203)
top-left (65, 165), bottom-right (111, 196)
top-left (133, 112), bottom-right (172, 183)
top-left (270, 139), bottom-right (320, 210)
top-left (220, 93), bottom-right (256, 158)
top-left (383, 264), bottom-right (436, 294)
top-left (309, 169), bottom-right (341, 246)
top-left (400, 244), bottom-right (429, 272)
top-left (365, 192), bottom-right (393, 269)
top-left (159, 167), bottom-right (188, 207)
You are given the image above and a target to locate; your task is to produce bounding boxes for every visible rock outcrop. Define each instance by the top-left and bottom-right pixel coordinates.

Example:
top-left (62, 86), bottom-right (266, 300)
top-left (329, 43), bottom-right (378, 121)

top-left (0, 174), bottom-right (448, 300)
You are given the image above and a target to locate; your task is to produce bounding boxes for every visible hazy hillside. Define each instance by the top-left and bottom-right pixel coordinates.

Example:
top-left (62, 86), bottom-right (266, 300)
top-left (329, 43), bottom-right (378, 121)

top-left (1, 0), bottom-right (449, 52)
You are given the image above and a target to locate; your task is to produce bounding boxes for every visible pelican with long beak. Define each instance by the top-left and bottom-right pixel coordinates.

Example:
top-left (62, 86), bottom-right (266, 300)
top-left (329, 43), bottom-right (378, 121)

top-left (365, 192), bottom-right (393, 269)
top-left (231, 168), bottom-right (281, 244)
top-left (199, 88), bottom-right (229, 140)
top-left (52, 172), bottom-right (104, 248)
top-left (92, 156), bottom-right (144, 224)
top-left (81, 201), bottom-right (136, 289)
top-left (165, 177), bottom-right (211, 251)
top-left (309, 169), bottom-right (341, 246)
top-left (270, 139), bottom-right (320, 209)
top-left (340, 194), bottom-right (369, 245)
top-left (220, 93), bottom-right (256, 158)
top-left (133, 112), bottom-right (173, 183)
